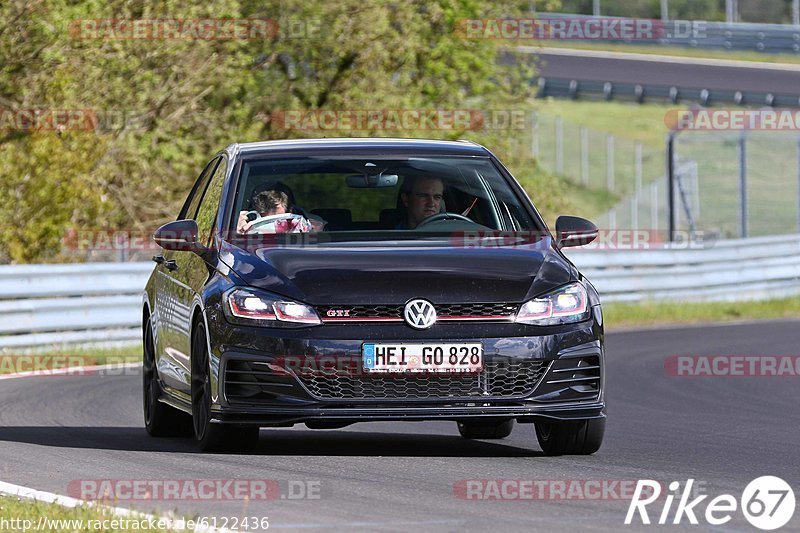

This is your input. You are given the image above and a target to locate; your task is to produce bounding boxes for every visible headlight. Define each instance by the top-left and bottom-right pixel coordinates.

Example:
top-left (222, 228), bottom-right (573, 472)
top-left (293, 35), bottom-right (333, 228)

top-left (224, 288), bottom-right (321, 326)
top-left (515, 282), bottom-right (590, 325)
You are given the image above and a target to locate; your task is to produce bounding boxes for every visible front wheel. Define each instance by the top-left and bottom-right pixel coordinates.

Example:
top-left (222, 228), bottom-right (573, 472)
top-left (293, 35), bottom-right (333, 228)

top-left (535, 418), bottom-right (605, 456)
top-left (191, 321), bottom-right (259, 452)
top-left (143, 318), bottom-right (192, 437)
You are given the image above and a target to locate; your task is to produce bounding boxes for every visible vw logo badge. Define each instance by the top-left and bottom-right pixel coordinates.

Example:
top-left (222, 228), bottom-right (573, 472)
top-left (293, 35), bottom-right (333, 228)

top-left (404, 299), bottom-right (437, 329)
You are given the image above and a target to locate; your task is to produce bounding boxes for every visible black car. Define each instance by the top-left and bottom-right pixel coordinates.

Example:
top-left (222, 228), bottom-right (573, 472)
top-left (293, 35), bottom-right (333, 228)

top-left (143, 138), bottom-right (605, 454)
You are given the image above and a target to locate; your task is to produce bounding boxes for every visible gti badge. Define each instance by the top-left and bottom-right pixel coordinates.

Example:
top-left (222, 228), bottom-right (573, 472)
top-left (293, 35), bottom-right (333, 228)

top-left (326, 309), bottom-right (351, 317)
top-left (403, 299), bottom-right (437, 329)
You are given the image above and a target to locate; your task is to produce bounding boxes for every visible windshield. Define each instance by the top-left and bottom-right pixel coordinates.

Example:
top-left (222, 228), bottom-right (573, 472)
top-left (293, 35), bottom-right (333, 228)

top-left (230, 156), bottom-right (542, 245)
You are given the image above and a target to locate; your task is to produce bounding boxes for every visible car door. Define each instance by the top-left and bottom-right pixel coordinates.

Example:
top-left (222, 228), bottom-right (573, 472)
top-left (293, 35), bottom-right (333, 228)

top-left (161, 156), bottom-right (229, 394)
top-left (155, 157), bottom-right (220, 392)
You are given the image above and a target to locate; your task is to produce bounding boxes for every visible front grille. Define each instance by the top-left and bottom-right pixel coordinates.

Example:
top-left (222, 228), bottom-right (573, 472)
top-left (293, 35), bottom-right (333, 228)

top-left (295, 359), bottom-right (549, 400)
top-left (317, 303), bottom-right (520, 321)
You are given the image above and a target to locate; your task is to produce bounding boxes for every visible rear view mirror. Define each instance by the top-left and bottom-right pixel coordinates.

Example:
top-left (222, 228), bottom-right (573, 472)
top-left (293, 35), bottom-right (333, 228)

top-left (555, 216), bottom-right (598, 249)
top-left (153, 219), bottom-right (205, 252)
top-left (346, 173), bottom-right (399, 188)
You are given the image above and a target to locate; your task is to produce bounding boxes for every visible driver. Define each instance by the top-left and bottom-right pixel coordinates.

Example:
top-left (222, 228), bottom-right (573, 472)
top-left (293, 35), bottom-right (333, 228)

top-left (237, 190), bottom-right (312, 234)
top-left (397, 176), bottom-right (444, 229)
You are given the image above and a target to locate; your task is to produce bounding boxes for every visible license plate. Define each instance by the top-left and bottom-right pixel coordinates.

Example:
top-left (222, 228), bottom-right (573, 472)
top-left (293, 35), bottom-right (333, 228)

top-left (362, 343), bottom-right (483, 373)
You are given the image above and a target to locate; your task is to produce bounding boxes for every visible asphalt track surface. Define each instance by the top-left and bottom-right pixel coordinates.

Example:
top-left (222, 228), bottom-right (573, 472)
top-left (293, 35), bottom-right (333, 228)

top-left (0, 320), bottom-right (798, 531)
top-left (531, 47), bottom-right (800, 96)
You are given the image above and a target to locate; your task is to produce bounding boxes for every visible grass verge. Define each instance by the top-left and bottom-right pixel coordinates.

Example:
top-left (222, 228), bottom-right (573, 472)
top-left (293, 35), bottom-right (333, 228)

top-left (604, 297), bottom-right (800, 330)
top-left (0, 344), bottom-right (141, 375)
top-left (0, 495), bottom-right (173, 532)
top-left (542, 42), bottom-right (800, 65)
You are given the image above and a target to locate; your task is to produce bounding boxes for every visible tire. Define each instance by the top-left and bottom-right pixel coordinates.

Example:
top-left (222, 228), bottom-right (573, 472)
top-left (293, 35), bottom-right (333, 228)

top-left (191, 321), bottom-right (260, 453)
top-left (457, 419), bottom-right (514, 439)
top-left (143, 317), bottom-right (193, 437)
top-left (535, 418), bottom-right (605, 456)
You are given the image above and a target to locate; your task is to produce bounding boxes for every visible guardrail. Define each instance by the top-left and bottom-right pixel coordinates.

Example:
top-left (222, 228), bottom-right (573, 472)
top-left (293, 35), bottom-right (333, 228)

top-left (0, 263), bottom-right (152, 349)
top-left (564, 233), bottom-right (800, 302)
top-left (1, 234), bottom-right (799, 349)
top-left (538, 14), bottom-right (800, 54)
top-left (535, 77), bottom-right (800, 107)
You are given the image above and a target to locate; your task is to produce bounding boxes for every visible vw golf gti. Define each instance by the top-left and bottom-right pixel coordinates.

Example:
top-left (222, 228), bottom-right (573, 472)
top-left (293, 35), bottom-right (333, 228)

top-left (143, 138), bottom-right (605, 453)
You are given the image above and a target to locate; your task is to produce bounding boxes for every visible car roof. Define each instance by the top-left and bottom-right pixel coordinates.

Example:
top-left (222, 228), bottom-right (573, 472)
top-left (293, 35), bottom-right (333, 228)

top-left (227, 138), bottom-right (491, 158)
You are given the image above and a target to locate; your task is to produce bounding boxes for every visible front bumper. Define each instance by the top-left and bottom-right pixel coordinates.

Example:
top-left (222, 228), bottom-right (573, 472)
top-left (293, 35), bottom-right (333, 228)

top-left (206, 310), bottom-right (605, 427)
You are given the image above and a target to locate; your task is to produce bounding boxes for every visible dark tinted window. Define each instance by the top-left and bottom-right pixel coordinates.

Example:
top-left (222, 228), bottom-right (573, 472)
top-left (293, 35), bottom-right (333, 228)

top-left (179, 157), bottom-right (219, 220)
top-left (233, 156), bottom-right (538, 241)
top-left (195, 158), bottom-right (228, 247)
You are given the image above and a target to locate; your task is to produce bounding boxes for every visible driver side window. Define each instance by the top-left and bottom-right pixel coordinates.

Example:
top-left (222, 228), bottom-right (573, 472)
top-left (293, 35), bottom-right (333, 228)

top-left (180, 157), bottom-right (220, 221)
top-left (195, 158), bottom-right (228, 247)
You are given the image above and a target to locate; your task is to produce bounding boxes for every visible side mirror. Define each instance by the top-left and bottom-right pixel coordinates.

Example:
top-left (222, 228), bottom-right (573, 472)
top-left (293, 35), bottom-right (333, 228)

top-left (153, 219), bottom-right (204, 252)
top-left (555, 216), bottom-right (598, 249)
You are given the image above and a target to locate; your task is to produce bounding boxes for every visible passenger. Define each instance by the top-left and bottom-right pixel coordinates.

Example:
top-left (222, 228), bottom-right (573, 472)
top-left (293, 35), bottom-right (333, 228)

top-left (396, 176), bottom-right (444, 229)
top-left (237, 190), bottom-right (313, 234)
top-left (247, 181), bottom-right (326, 232)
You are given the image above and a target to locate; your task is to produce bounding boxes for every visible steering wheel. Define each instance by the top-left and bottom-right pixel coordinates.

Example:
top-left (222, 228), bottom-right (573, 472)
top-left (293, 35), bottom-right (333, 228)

top-left (414, 212), bottom-right (474, 228)
top-left (247, 213), bottom-right (303, 232)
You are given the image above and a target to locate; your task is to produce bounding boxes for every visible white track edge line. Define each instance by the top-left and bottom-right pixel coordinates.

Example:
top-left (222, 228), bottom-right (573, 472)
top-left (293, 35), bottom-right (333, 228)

top-left (0, 480), bottom-right (234, 533)
top-left (0, 362), bottom-right (142, 381)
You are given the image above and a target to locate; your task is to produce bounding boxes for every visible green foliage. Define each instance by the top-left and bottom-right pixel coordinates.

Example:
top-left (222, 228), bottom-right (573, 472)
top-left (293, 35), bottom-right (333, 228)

top-left (0, 0), bottom-right (554, 262)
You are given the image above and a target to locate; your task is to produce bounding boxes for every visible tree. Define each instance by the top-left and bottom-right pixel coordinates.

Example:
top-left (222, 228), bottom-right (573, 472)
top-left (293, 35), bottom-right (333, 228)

top-left (0, 0), bottom-right (551, 262)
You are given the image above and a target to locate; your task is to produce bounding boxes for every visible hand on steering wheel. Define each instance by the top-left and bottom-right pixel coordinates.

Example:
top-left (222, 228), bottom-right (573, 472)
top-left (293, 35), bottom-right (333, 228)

top-left (414, 212), bottom-right (473, 228)
top-left (245, 212), bottom-right (302, 233)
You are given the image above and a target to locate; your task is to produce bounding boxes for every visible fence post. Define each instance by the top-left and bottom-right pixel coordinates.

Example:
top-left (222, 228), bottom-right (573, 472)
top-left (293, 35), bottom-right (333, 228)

top-left (651, 182), bottom-right (659, 231)
top-left (555, 116), bottom-right (563, 175)
top-left (531, 111), bottom-right (539, 159)
top-left (797, 136), bottom-right (800, 232)
top-left (635, 142), bottom-right (642, 197)
top-left (606, 134), bottom-right (615, 192)
top-left (630, 194), bottom-right (638, 229)
top-left (667, 133), bottom-right (675, 242)
top-left (580, 126), bottom-right (589, 185)
top-left (739, 131), bottom-right (748, 238)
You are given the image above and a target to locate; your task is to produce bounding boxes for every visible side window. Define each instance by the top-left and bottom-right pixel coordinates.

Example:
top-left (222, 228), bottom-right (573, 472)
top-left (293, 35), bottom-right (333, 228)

top-left (195, 158), bottom-right (228, 247)
top-left (179, 157), bottom-right (219, 220)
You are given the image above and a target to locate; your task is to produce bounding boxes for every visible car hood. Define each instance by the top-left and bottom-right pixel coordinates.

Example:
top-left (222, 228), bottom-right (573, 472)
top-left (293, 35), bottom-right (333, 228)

top-left (218, 239), bottom-right (575, 305)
